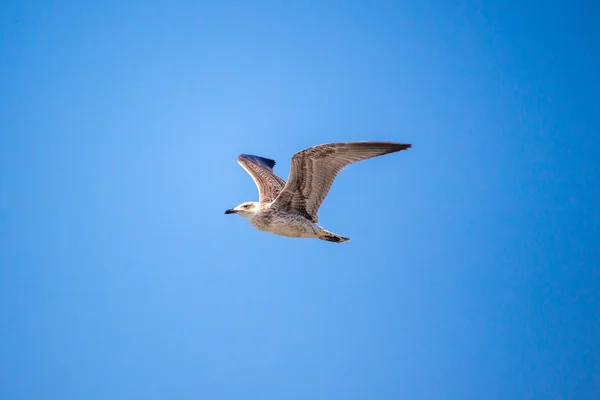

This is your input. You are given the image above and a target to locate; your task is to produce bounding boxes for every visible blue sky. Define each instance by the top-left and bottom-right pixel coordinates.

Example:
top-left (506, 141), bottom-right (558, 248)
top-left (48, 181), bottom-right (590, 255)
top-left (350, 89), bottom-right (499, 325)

top-left (1, 1), bottom-right (599, 399)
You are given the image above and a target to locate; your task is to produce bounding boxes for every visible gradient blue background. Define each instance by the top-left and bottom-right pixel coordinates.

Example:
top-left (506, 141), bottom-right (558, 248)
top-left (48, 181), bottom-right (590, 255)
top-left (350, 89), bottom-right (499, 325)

top-left (1, 1), bottom-right (599, 399)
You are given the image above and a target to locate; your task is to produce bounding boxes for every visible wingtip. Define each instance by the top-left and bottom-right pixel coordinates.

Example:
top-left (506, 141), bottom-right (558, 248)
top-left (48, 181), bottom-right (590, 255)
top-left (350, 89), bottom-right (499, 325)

top-left (347, 141), bottom-right (412, 150)
top-left (374, 141), bottom-right (412, 154)
top-left (238, 154), bottom-right (277, 169)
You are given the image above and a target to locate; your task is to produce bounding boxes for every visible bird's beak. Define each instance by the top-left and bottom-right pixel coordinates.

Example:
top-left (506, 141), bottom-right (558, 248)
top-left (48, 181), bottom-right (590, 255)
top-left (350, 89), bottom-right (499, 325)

top-left (224, 209), bottom-right (237, 214)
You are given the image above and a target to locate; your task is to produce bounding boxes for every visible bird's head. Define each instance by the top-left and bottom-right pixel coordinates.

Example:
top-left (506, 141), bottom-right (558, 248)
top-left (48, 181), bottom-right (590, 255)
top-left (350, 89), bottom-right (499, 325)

top-left (224, 201), bottom-right (260, 220)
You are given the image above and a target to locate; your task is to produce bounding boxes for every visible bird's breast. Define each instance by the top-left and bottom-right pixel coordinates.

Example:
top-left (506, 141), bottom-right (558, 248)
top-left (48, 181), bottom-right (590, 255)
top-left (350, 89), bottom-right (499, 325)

top-left (251, 210), bottom-right (319, 238)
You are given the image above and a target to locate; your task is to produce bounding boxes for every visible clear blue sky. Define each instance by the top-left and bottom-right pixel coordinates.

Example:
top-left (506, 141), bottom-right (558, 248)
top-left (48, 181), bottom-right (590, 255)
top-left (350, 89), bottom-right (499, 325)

top-left (1, 1), bottom-right (599, 399)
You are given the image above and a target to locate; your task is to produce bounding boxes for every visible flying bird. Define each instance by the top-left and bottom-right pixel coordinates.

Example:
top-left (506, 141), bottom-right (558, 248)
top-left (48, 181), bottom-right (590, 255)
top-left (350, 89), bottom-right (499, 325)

top-left (225, 141), bottom-right (411, 243)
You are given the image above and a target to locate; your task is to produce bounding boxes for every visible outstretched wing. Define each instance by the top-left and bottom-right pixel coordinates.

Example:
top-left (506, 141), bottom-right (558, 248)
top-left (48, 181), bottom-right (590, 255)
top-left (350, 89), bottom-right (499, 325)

top-left (271, 141), bottom-right (411, 222)
top-left (237, 154), bottom-right (286, 202)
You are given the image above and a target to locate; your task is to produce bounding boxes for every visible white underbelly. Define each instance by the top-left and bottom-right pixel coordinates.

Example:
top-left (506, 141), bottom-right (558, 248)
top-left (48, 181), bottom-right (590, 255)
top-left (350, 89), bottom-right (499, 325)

top-left (256, 219), bottom-right (320, 238)
top-left (271, 225), bottom-right (317, 238)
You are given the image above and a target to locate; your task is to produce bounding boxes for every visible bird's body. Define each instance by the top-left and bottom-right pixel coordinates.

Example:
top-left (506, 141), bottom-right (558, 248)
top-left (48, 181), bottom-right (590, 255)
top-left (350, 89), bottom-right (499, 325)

top-left (225, 141), bottom-right (411, 243)
top-left (227, 196), bottom-right (347, 241)
top-left (248, 204), bottom-right (322, 238)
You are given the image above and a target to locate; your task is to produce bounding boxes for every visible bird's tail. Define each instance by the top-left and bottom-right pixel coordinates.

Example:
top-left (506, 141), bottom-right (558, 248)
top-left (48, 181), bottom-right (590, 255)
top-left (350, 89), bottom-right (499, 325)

top-left (318, 230), bottom-right (351, 243)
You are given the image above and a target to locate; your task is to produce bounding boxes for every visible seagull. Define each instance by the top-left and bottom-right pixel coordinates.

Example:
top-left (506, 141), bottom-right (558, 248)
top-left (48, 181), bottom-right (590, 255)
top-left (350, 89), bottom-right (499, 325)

top-left (225, 141), bottom-right (411, 243)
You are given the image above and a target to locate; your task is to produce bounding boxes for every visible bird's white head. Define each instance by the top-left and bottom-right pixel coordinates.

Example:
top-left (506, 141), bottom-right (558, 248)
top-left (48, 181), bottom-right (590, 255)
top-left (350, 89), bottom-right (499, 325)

top-left (224, 201), bottom-right (260, 221)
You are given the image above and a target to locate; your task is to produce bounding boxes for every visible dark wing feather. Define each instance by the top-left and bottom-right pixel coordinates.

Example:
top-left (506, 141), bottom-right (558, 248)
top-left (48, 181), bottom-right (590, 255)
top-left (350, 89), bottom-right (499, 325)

top-left (272, 142), bottom-right (411, 222)
top-left (237, 154), bottom-right (286, 202)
